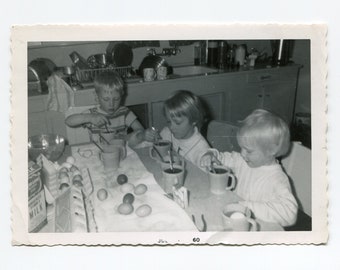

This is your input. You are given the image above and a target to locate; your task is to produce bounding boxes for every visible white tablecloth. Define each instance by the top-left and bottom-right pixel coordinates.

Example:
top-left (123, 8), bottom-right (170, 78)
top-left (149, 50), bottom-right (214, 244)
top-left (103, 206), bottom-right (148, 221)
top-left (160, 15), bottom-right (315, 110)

top-left (71, 143), bottom-right (197, 232)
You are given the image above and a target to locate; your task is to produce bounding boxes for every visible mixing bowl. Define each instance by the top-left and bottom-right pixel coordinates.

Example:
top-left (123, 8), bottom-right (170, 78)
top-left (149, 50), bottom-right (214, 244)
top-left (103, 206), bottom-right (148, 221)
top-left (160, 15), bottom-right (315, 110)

top-left (28, 134), bottom-right (65, 162)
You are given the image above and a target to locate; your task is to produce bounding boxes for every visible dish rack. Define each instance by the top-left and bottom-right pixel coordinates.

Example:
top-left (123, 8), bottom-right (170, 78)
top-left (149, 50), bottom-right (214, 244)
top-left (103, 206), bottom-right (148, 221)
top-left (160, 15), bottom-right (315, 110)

top-left (75, 66), bottom-right (133, 83)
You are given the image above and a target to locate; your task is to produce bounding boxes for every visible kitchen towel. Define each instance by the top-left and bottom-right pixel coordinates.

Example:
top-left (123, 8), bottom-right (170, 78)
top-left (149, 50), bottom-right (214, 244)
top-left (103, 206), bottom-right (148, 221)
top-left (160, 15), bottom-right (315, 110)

top-left (46, 74), bottom-right (75, 112)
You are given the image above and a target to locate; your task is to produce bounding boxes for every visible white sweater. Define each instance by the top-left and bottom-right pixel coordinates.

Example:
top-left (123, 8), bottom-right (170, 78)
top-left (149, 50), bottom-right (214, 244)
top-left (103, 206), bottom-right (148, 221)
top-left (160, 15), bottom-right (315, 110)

top-left (160, 126), bottom-right (210, 169)
top-left (219, 151), bottom-right (298, 227)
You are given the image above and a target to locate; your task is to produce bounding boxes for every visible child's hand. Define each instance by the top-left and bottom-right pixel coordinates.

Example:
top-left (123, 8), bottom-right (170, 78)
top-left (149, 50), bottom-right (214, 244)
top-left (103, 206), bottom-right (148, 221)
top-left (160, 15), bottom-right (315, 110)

top-left (200, 149), bottom-right (221, 168)
top-left (144, 128), bottom-right (160, 142)
top-left (89, 114), bottom-right (110, 127)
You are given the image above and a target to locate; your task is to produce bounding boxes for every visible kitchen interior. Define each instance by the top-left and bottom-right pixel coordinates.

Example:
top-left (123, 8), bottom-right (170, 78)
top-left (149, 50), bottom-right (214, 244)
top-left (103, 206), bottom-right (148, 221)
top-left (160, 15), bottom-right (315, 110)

top-left (27, 39), bottom-right (312, 231)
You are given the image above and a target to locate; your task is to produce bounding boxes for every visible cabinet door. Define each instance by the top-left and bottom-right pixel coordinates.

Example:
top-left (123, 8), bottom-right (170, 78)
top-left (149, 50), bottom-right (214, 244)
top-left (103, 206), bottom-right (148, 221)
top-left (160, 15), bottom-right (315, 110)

top-left (28, 112), bottom-right (49, 136)
top-left (230, 85), bottom-right (263, 123)
top-left (262, 81), bottom-right (297, 124)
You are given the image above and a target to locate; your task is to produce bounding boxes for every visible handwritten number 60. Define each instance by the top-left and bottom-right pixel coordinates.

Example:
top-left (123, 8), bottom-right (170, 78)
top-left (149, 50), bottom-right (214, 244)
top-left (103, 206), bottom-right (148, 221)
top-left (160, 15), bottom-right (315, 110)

top-left (193, 238), bottom-right (200, 242)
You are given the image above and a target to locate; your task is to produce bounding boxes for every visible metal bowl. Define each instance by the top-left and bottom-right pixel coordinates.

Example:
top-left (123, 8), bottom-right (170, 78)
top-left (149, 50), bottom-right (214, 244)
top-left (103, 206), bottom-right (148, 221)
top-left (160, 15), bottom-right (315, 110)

top-left (28, 134), bottom-right (65, 162)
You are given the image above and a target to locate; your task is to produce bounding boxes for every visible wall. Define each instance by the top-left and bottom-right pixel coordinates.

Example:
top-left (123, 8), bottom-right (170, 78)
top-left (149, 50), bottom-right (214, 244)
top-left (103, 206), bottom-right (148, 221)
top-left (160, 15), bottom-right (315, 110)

top-left (290, 40), bottom-right (311, 114)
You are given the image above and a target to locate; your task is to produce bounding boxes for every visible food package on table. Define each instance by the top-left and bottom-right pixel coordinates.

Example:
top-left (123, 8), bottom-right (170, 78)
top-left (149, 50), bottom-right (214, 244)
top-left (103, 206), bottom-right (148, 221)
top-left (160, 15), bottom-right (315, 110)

top-left (54, 186), bottom-right (88, 232)
top-left (40, 154), bottom-right (93, 203)
top-left (28, 161), bottom-right (47, 232)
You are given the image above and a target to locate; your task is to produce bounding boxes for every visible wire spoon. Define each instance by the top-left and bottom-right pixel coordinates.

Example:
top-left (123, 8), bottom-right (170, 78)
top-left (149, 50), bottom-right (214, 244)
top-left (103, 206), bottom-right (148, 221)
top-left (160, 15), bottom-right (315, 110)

top-left (168, 150), bottom-right (174, 171)
top-left (92, 140), bottom-right (104, 152)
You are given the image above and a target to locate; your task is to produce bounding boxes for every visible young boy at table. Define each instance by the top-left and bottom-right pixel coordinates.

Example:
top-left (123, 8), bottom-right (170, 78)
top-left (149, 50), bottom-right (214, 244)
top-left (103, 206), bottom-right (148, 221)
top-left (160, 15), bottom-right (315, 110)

top-left (201, 109), bottom-right (298, 227)
top-left (65, 71), bottom-right (154, 145)
top-left (152, 90), bottom-right (210, 169)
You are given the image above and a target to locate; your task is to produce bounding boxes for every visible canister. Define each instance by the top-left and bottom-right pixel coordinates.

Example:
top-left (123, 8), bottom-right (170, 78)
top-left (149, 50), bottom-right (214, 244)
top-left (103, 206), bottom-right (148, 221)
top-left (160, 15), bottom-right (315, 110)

top-left (234, 44), bottom-right (246, 66)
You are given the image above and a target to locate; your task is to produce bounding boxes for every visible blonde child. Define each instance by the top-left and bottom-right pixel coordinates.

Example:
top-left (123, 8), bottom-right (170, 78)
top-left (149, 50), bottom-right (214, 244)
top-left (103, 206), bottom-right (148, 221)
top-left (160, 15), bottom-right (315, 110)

top-left (155, 90), bottom-right (210, 168)
top-left (65, 71), bottom-right (154, 145)
top-left (201, 109), bottom-right (298, 227)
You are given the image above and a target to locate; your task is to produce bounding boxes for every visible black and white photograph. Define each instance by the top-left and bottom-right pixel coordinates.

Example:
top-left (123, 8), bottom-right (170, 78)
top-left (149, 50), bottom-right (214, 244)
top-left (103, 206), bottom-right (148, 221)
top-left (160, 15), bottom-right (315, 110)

top-left (11, 25), bottom-right (327, 246)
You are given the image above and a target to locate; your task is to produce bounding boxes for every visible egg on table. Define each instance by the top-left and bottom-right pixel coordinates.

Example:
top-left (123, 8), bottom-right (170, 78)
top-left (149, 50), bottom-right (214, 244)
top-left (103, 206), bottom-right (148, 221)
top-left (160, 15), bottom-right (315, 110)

top-left (97, 188), bottom-right (108, 201)
top-left (135, 204), bottom-right (152, 217)
top-left (66, 156), bottom-right (75, 165)
top-left (120, 183), bottom-right (135, 193)
top-left (134, 184), bottom-right (148, 195)
top-left (118, 203), bottom-right (134, 215)
top-left (117, 174), bottom-right (128, 185)
top-left (61, 162), bottom-right (73, 170)
top-left (70, 165), bottom-right (79, 173)
top-left (123, 193), bottom-right (135, 204)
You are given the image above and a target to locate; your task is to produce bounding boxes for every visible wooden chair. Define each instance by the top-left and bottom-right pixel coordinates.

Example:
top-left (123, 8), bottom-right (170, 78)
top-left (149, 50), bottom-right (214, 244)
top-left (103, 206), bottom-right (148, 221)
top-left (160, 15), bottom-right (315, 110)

top-left (64, 106), bottom-right (93, 145)
top-left (206, 120), bottom-right (240, 152)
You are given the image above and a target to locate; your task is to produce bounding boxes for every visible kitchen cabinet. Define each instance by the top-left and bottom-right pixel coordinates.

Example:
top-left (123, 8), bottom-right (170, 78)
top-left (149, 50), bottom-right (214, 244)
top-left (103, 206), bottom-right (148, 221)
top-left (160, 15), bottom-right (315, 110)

top-left (230, 66), bottom-right (300, 124)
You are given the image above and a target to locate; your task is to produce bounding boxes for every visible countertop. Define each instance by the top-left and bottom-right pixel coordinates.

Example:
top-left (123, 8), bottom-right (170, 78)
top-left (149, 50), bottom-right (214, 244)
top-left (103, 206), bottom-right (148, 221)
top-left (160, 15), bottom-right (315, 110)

top-left (28, 63), bottom-right (300, 97)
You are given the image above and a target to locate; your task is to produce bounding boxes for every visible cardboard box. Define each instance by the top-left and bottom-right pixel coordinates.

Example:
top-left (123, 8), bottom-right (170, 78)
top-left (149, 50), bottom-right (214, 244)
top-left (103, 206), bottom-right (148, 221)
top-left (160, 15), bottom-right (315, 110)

top-left (28, 161), bottom-right (47, 232)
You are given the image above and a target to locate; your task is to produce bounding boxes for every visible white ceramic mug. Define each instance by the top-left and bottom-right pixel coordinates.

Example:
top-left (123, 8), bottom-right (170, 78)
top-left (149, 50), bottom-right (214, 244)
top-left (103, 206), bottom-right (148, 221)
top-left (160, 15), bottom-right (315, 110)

top-left (143, 68), bottom-right (157, 81)
top-left (208, 165), bottom-right (236, 194)
top-left (100, 147), bottom-right (121, 170)
top-left (222, 204), bottom-right (257, 231)
top-left (162, 164), bottom-right (185, 194)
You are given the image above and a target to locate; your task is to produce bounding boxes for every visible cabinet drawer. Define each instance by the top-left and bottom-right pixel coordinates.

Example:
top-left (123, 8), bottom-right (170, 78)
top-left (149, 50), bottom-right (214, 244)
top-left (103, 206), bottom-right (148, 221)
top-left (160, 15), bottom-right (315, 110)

top-left (247, 72), bottom-right (280, 83)
top-left (247, 66), bottom-right (299, 83)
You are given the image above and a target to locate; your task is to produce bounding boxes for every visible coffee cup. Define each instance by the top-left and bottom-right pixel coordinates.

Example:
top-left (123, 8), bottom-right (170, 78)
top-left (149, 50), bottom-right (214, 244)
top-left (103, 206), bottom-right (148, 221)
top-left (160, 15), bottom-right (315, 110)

top-left (100, 146), bottom-right (121, 170)
top-left (143, 68), bottom-right (157, 82)
top-left (152, 140), bottom-right (172, 158)
top-left (156, 66), bottom-right (167, 80)
top-left (162, 164), bottom-right (185, 194)
top-left (109, 139), bottom-right (127, 160)
top-left (222, 204), bottom-right (257, 231)
top-left (208, 165), bottom-right (236, 195)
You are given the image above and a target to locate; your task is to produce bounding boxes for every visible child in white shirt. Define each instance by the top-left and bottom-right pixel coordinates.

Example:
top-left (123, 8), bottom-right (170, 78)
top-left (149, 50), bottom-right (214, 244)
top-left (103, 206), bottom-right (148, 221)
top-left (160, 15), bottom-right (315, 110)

top-left (201, 109), bottom-right (298, 227)
top-left (157, 90), bottom-right (210, 169)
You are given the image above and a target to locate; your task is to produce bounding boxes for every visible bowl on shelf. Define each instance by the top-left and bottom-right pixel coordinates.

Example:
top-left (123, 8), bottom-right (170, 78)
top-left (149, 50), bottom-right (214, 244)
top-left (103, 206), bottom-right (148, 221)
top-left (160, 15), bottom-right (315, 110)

top-left (28, 134), bottom-right (66, 162)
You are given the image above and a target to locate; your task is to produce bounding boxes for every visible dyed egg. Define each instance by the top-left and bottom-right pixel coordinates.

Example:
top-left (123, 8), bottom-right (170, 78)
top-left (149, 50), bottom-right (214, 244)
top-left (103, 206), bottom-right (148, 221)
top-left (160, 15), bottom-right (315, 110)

top-left (97, 188), bottom-right (108, 201)
top-left (120, 183), bottom-right (135, 193)
top-left (70, 165), bottom-right (79, 173)
top-left (135, 204), bottom-right (152, 217)
top-left (118, 203), bottom-right (134, 215)
top-left (72, 174), bottom-right (83, 182)
top-left (123, 193), bottom-right (135, 204)
top-left (134, 184), bottom-right (147, 195)
top-left (66, 156), bottom-right (75, 165)
top-left (117, 174), bottom-right (128, 185)
top-left (61, 162), bottom-right (73, 170)
top-left (230, 212), bottom-right (245, 219)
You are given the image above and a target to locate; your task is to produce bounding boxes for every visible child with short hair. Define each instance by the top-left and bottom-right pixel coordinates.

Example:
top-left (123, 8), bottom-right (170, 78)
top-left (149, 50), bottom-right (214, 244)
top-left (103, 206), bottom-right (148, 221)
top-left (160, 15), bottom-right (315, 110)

top-left (201, 109), bottom-right (298, 227)
top-left (158, 90), bottom-right (210, 168)
top-left (65, 71), bottom-right (153, 145)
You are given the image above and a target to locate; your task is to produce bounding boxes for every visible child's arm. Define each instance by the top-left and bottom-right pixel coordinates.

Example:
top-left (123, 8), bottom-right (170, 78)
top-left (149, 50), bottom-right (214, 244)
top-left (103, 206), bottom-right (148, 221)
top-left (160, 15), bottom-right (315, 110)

top-left (65, 113), bottom-right (109, 128)
top-left (200, 149), bottom-right (234, 170)
top-left (239, 179), bottom-right (298, 227)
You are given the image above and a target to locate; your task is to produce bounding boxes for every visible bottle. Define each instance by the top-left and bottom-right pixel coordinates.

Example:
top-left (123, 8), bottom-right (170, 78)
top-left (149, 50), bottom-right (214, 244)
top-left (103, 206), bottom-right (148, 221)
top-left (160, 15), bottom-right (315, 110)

top-left (194, 43), bottom-right (201, 65)
top-left (217, 41), bottom-right (227, 69)
top-left (207, 41), bottom-right (218, 67)
top-left (234, 44), bottom-right (246, 67)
